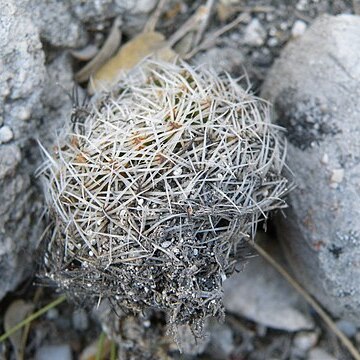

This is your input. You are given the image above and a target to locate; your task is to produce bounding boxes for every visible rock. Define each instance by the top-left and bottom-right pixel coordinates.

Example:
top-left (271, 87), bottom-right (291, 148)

top-left (292, 331), bottom-right (319, 355)
top-left (308, 347), bottom-right (337, 360)
top-left (173, 324), bottom-right (209, 355)
top-left (35, 344), bottom-right (72, 360)
top-left (4, 300), bottom-right (35, 358)
top-left (262, 15), bottom-right (360, 322)
top-left (70, 0), bottom-right (156, 37)
top-left (223, 236), bottom-right (314, 332)
top-left (0, 126), bottom-right (14, 144)
top-left (119, 0), bottom-right (157, 14)
top-left (26, 0), bottom-right (87, 48)
top-left (336, 319), bottom-right (357, 338)
top-left (243, 18), bottom-right (266, 46)
top-left (291, 20), bottom-right (307, 37)
top-left (194, 46), bottom-right (244, 75)
top-left (45, 308), bottom-right (59, 320)
top-left (72, 308), bottom-right (89, 331)
top-left (0, 0), bottom-right (46, 300)
top-left (204, 321), bottom-right (234, 360)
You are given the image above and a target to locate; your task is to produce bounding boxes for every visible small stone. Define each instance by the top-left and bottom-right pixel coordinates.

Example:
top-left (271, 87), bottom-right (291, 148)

top-left (0, 126), bottom-right (14, 144)
top-left (308, 347), bottom-right (337, 360)
top-left (205, 322), bottom-right (234, 360)
top-left (173, 324), bottom-right (209, 355)
top-left (291, 20), bottom-right (307, 37)
top-left (72, 308), bottom-right (89, 331)
top-left (36, 344), bottom-right (72, 360)
top-left (243, 19), bottom-right (266, 46)
top-left (321, 153), bottom-right (329, 165)
top-left (293, 331), bottom-right (319, 352)
top-left (330, 168), bottom-right (344, 185)
top-left (223, 242), bottom-right (314, 332)
top-left (268, 37), bottom-right (279, 47)
top-left (173, 167), bottom-right (182, 176)
top-left (0, 144), bottom-right (21, 180)
top-left (336, 319), bottom-right (357, 337)
top-left (46, 308), bottom-right (59, 320)
top-left (17, 107), bottom-right (31, 121)
top-left (296, 0), bottom-right (308, 11)
top-left (161, 241), bottom-right (172, 248)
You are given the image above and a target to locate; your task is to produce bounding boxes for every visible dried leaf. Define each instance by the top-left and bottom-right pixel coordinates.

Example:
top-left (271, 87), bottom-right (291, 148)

top-left (71, 45), bottom-right (99, 61)
top-left (4, 300), bottom-right (34, 360)
top-left (75, 17), bottom-right (122, 83)
top-left (89, 31), bottom-right (176, 93)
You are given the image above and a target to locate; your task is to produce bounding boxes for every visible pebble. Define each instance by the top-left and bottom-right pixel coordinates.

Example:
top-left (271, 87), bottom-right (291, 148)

top-left (308, 347), bottom-right (337, 360)
top-left (17, 107), bottom-right (31, 121)
top-left (291, 20), bottom-right (308, 37)
top-left (330, 168), bottom-right (344, 186)
top-left (46, 308), bottom-right (59, 320)
top-left (223, 239), bottom-right (314, 332)
top-left (321, 153), bottom-right (329, 165)
top-left (243, 19), bottom-right (267, 46)
top-left (268, 37), bottom-right (279, 47)
top-left (72, 308), bottom-right (89, 331)
top-left (293, 331), bottom-right (319, 352)
top-left (36, 344), bottom-right (72, 360)
top-left (205, 322), bottom-right (234, 360)
top-left (336, 319), bottom-right (357, 337)
top-left (0, 126), bottom-right (14, 144)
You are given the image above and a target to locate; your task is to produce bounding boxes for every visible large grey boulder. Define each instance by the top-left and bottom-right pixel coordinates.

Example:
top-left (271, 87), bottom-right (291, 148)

top-left (262, 15), bottom-right (360, 322)
top-left (0, 0), bottom-right (157, 300)
top-left (0, 1), bottom-right (46, 299)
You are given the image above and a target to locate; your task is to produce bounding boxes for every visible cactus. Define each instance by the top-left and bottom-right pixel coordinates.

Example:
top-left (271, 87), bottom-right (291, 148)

top-left (39, 59), bottom-right (289, 333)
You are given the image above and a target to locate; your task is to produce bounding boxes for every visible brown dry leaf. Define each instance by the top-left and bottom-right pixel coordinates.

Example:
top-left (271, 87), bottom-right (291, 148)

top-left (89, 31), bottom-right (176, 93)
top-left (4, 299), bottom-right (34, 360)
top-left (217, 2), bottom-right (234, 22)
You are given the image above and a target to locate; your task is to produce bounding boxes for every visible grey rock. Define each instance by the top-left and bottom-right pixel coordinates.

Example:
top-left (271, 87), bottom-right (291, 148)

top-left (0, 145), bottom-right (21, 181)
top-left (194, 46), bottom-right (244, 75)
top-left (173, 324), bottom-right (209, 355)
top-left (0, 0), bottom-right (46, 300)
top-left (45, 308), bottom-right (59, 320)
top-left (0, 126), bottom-right (14, 144)
top-left (291, 20), bottom-right (307, 37)
top-left (223, 237), bottom-right (314, 331)
top-left (308, 347), bottom-right (337, 360)
top-left (118, 0), bottom-right (157, 14)
top-left (26, 0), bottom-right (87, 48)
top-left (336, 319), bottom-right (357, 338)
top-left (36, 344), bottom-right (72, 360)
top-left (243, 18), bottom-right (266, 46)
top-left (70, 0), bottom-right (156, 37)
top-left (204, 321), bottom-right (234, 360)
top-left (72, 308), bottom-right (89, 331)
top-left (292, 331), bottom-right (319, 354)
top-left (262, 15), bottom-right (360, 322)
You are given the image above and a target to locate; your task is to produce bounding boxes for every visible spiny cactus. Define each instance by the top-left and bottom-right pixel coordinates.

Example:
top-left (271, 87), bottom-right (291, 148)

top-left (39, 59), bottom-right (289, 333)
